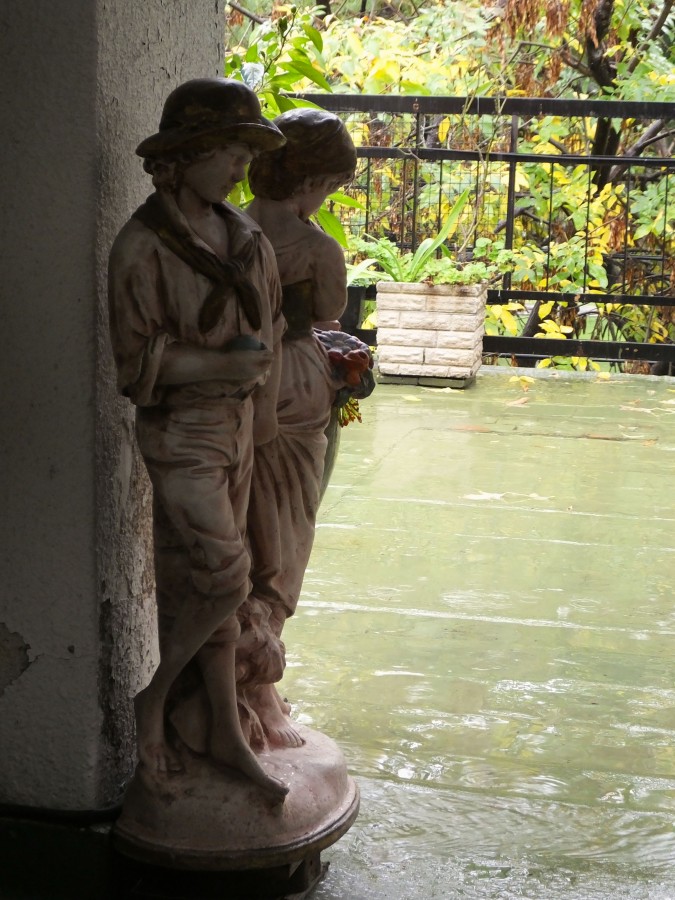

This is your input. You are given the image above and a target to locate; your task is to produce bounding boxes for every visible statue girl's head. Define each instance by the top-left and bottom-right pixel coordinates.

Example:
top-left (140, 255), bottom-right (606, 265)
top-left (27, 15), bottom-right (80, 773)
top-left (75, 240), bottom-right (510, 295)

top-left (248, 108), bottom-right (357, 204)
top-left (136, 77), bottom-right (285, 192)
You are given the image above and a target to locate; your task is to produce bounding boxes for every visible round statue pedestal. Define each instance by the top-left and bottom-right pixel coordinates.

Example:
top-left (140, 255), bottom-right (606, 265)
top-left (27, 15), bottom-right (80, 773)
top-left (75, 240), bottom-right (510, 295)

top-left (113, 725), bottom-right (358, 883)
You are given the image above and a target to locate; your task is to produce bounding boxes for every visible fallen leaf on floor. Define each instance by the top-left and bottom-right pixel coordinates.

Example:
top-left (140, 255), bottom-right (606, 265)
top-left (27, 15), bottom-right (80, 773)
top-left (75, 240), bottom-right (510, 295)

top-left (509, 375), bottom-right (535, 392)
top-left (464, 491), bottom-right (506, 501)
top-left (506, 396), bottom-right (530, 406)
top-left (421, 387), bottom-right (457, 393)
top-left (401, 395), bottom-right (422, 402)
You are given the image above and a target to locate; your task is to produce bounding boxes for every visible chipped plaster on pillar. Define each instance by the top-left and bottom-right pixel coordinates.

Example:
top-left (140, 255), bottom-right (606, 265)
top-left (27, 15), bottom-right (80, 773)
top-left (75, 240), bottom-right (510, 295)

top-left (0, 0), bottom-right (225, 810)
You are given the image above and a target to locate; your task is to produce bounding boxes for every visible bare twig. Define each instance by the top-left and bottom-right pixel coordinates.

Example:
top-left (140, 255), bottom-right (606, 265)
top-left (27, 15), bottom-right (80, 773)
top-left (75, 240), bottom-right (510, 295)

top-left (560, 43), bottom-right (594, 78)
top-left (548, 137), bottom-right (569, 153)
top-left (228, 1), bottom-right (265, 25)
top-left (494, 205), bottom-right (545, 234)
top-left (608, 119), bottom-right (671, 181)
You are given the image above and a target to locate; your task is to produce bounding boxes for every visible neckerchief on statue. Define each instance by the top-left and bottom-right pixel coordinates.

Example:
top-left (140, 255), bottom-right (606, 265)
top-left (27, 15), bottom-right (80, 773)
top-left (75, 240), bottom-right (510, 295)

top-left (133, 192), bottom-right (262, 334)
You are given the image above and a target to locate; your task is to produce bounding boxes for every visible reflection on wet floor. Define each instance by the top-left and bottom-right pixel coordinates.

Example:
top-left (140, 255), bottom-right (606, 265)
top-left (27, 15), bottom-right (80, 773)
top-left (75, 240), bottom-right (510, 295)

top-left (281, 369), bottom-right (675, 899)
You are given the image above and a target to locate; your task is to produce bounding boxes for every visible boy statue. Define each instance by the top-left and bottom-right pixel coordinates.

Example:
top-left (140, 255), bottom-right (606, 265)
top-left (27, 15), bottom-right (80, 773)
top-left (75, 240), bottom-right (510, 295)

top-left (108, 78), bottom-right (288, 800)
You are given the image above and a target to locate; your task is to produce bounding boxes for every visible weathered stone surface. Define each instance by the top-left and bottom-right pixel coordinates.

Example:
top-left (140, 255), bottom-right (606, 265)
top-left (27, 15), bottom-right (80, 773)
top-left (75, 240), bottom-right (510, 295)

top-left (423, 294), bottom-right (485, 315)
top-left (434, 329), bottom-right (483, 350)
top-left (386, 363), bottom-right (471, 377)
top-left (376, 309), bottom-right (401, 328)
top-left (376, 293), bottom-right (426, 311)
top-left (378, 328), bottom-right (439, 347)
top-left (424, 348), bottom-right (477, 367)
top-left (378, 346), bottom-right (425, 365)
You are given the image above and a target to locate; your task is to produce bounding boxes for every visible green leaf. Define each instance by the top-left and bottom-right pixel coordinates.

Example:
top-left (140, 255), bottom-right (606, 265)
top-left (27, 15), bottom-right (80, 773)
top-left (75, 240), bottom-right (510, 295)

top-left (346, 257), bottom-right (388, 286)
top-left (407, 188), bottom-right (470, 281)
top-left (287, 54), bottom-right (332, 91)
top-left (329, 191), bottom-right (365, 210)
top-left (302, 23), bottom-right (323, 52)
top-left (268, 72), bottom-right (303, 91)
top-left (500, 308), bottom-right (518, 335)
top-left (275, 94), bottom-right (302, 112)
top-left (314, 207), bottom-right (348, 248)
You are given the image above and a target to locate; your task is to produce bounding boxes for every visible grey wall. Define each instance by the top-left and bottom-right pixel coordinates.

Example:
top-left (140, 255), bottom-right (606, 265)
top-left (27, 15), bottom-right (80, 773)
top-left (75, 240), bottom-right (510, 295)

top-left (0, 0), bottom-right (225, 810)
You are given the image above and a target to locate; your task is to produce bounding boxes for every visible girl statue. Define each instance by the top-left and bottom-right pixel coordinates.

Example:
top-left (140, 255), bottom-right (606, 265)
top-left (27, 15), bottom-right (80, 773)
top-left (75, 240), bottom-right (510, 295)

top-left (235, 109), bottom-right (374, 749)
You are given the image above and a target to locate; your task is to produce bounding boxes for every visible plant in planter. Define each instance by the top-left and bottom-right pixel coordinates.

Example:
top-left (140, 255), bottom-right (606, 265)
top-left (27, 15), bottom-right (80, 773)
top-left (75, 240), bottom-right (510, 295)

top-left (349, 191), bottom-right (517, 386)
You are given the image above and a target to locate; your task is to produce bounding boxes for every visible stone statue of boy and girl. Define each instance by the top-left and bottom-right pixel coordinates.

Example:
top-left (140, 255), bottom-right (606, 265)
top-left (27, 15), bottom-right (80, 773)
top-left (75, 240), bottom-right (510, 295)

top-left (108, 77), bottom-right (373, 803)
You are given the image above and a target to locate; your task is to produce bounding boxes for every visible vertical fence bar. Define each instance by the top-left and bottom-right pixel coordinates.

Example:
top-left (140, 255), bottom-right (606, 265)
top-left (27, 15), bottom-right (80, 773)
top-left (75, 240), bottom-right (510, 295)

top-left (583, 162), bottom-right (592, 294)
top-left (364, 157), bottom-right (371, 238)
top-left (546, 162), bottom-right (554, 290)
top-left (502, 113), bottom-right (519, 292)
top-left (504, 113), bottom-right (519, 251)
top-left (661, 167), bottom-right (669, 292)
top-left (400, 156), bottom-right (407, 250)
top-left (622, 166), bottom-right (632, 296)
top-left (474, 156), bottom-right (481, 248)
top-left (411, 110), bottom-right (421, 253)
top-left (437, 159), bottom-right (444, 236)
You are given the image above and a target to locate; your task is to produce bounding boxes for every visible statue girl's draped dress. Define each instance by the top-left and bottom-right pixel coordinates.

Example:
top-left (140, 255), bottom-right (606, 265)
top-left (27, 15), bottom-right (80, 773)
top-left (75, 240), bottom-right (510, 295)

top-left (237, 109), bottom-right (375, 750)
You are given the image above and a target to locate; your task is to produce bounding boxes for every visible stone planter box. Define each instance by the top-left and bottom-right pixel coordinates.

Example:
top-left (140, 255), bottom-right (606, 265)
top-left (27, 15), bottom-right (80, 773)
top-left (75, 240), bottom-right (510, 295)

top-left (375, 281), bottom-right (487, 387)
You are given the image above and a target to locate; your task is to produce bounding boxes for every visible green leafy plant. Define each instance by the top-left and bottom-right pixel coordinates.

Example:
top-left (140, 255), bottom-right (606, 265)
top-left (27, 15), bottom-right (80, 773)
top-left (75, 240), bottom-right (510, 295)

top-left (420, 245), bottom-right (519, 285)
top-left (350, 191), bottom-right (518, 285)
top-left (351, 189), bottom-right (472, 283)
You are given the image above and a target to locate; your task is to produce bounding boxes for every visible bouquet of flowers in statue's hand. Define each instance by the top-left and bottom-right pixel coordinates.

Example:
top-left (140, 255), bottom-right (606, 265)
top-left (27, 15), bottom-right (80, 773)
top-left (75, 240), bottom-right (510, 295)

top-left (315, 330), bottom-right (376, 425)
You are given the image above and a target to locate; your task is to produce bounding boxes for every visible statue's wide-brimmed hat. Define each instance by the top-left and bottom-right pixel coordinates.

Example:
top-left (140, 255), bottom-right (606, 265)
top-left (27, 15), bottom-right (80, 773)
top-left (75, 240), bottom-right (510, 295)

top-left (136, 77), bottom-right (285, 159)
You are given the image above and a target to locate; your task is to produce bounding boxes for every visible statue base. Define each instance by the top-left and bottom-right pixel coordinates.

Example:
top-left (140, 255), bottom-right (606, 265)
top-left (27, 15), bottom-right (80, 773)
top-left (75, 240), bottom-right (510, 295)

top-left (113, 725), bottom-right (359, 873)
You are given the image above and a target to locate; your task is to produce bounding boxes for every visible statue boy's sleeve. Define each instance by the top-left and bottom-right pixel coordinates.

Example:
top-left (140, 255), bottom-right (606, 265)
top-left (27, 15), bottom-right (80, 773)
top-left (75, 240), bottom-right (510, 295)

top-left (108, 224), bottom-right (171, 407)
top-left (252, 235), bottom-right (285, 446)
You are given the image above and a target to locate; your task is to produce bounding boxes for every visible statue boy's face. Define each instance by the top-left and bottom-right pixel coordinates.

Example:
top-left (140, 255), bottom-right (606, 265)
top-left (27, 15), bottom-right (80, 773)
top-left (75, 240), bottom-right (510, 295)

top-left (182, 142), bottom-right (255, 204)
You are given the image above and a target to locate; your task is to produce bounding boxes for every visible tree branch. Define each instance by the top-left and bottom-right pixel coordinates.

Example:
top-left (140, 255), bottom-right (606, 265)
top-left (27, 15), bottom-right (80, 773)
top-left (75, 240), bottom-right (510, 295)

top-left (560, 42), bottom-right (594, 78)
top-left (228, 1), bottom-right (265, 25)
top-left (608, 119), bottom-right (672, 181)
top-left (627, 0), bottom-right (675, 74)
top-left (585, 0), bottom-right (617, 88)
top-left (494, 205), bottom-right (544, 233)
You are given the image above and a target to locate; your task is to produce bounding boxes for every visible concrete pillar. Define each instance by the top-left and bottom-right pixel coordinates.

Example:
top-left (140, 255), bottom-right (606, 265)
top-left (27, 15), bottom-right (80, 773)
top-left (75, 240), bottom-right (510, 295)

top-left (0, 0), bottom-right (225, 810)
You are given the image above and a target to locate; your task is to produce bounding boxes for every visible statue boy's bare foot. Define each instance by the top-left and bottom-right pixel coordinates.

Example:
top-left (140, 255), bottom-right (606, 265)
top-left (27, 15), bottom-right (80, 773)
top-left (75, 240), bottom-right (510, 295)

top-left (134, 687), bottom-right (184, 775)
top-left (250, 684), bottom-right (305, 750)
top-left (210, 728), bottom-right (289, 801)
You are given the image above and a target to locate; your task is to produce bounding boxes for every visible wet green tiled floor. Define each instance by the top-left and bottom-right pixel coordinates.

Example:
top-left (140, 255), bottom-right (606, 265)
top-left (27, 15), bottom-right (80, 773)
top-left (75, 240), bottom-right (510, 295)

top-left (281, 368), bottom-right (675, 899)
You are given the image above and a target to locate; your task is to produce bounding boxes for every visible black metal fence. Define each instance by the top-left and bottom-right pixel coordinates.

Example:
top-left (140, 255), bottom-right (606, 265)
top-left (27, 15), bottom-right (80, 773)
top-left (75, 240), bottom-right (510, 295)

top-left (300, 94), bottom-right (675, 370)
